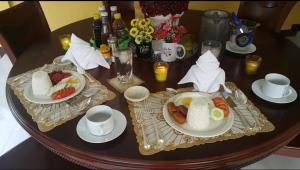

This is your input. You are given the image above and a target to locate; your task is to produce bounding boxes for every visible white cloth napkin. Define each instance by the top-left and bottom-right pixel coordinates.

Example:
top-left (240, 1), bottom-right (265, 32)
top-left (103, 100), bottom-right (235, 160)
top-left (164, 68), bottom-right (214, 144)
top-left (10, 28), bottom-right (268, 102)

top-left (62, 34), bottom-right (110, 70)
top-left (178, 50), bottom-right (226, 93)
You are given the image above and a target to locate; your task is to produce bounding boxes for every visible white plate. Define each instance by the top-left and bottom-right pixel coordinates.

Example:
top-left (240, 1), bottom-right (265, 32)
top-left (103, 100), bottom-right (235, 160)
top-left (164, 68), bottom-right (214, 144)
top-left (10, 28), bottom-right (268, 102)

top-left (226, 41), bottom-right (256, 54)
top-left (53, 55), bottom-right (72, 66)
top-left (162, 92), bottom-right (234, 138)
top-left (76, 109), bottom-right (127, 143)
top-left (252, 79), bottom-right (297, 104)
top-left (23, 71), bottom-right (86, 104)
top-left (124, 86), bottom-right (150, 102)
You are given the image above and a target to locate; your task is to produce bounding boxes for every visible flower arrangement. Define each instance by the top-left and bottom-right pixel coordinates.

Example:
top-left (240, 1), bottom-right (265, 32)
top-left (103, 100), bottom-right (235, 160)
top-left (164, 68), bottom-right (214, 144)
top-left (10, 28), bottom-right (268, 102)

top-left (129, 18), bottom-right (154, 45)
top-left (153, 16), bottom-right (187, 43)
top-left (140, 1), bottom-right (189, 17)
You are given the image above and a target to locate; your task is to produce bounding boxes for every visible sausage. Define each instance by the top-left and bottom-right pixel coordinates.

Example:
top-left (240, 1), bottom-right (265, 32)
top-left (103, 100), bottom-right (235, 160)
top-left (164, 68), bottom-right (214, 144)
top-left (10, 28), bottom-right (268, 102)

top-left (167, 102), bottom-right (177, 113)
top-left (172, 111), bottom-right (186, 124)
top-left (176, 105), bottom-right (188, 117)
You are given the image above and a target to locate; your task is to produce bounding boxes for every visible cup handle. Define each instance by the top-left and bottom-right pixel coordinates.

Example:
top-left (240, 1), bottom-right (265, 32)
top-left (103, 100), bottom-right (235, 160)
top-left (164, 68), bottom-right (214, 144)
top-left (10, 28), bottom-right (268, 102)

top-left (283, 86), bottom-right (292, 97)
top-left (176, 44), bottom-right (186, 59)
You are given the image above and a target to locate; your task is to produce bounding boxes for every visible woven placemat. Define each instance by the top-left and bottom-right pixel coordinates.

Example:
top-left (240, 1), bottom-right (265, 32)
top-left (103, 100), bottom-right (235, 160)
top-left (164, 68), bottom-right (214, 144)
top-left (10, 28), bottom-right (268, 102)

top-left (107, 75), bottom-right (144, 93)
top-left (127, 82), bottom-right (275, 155)
top-left (7, 63), bottom-right (116, 132)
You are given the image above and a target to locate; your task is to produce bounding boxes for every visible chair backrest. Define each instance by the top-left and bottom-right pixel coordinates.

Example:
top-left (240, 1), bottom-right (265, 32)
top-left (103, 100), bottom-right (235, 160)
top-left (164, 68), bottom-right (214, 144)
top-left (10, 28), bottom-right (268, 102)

top-left (237, 1), bottom-right (296, 33)
top-left (0, 1), bottom-right (50, 64)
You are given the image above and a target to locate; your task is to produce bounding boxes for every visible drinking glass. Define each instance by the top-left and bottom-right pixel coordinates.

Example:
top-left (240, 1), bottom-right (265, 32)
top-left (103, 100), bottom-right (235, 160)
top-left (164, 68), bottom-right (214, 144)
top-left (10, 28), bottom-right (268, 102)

top-left (153, 62), bottom-right (169, 82)
top-left (114, 48), bottom-right (133, 83)
top-left (59, 34), bottom-right (71, 51)
top-left (201, 40), bottom-right (222, 59)
top-left (245, 55), bottom-right (262, 75)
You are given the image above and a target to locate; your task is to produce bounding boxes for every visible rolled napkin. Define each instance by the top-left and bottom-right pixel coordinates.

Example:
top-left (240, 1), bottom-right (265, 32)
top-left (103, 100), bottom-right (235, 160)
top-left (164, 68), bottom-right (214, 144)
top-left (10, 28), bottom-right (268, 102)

top-left (178, 50), bottom-right (226, 93)
top-left (62, 34), bottom-right (110, 70)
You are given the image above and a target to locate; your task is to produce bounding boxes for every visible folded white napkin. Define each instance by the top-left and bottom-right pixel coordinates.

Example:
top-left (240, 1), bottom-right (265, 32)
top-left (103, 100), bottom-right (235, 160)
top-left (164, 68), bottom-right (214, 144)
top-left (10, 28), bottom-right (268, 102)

top-left (178, 50), bottom-right (226, 93)
top-left (62, 34), bottom-right (110, 70)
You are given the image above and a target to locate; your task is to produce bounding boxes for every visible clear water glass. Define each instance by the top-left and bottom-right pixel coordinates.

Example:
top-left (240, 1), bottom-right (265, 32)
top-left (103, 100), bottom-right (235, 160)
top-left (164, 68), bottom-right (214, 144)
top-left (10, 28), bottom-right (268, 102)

top-left (201, 40), bottom-right (222, 59)
top-left (114, 48), bottom-right (133, 83)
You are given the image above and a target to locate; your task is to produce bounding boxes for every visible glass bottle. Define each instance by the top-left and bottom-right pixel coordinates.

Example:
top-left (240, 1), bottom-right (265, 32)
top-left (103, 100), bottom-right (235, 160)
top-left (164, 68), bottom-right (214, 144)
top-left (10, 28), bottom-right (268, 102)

top-left (92, 13), bottom-right (102, 48)
top-left (112, 13), bottom-right (130, 49)
top-left (107, 34), bottom-right (117, 63)
top-left (101, 12), bottom-right (112, 45)
top-left (110, 6), bottom-right (117, 25)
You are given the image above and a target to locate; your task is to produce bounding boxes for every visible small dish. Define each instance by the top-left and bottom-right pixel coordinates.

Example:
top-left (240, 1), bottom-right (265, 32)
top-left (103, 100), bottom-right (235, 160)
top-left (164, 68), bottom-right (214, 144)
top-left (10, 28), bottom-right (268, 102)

top-left (53, 55), bottom-right (72, 66)
top-left (124, 86), bottom-right (150, 102)
top-left (76, 109), bottom-right (127, 143)
top-left (226, 41), bottom-right (256, 54)
top-left (251, 79), bottom-right (297, 104)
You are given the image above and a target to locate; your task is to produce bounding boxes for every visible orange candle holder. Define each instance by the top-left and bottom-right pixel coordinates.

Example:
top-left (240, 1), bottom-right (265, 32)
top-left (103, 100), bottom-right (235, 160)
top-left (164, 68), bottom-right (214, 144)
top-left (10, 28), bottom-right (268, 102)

top-left (154, 62), bottom-right (169, 82)
top-left (245, 55), bottom-right (262, 75)
top-left (59, 34), bottom-right (71, 51)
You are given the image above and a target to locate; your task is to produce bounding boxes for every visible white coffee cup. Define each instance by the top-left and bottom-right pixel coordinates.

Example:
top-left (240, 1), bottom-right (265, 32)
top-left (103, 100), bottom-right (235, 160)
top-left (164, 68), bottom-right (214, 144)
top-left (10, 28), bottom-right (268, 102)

top-left (85, 105), bottom-right (114, 136)
top-left (161, 42), bottom-right (186, 62)
top-left (262, 73), bottom-right (292, 98)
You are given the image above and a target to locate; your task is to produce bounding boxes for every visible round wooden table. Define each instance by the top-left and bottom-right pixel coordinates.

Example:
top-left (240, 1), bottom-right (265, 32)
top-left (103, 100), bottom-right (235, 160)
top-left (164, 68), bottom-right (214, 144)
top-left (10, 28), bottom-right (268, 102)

top-left (6, 10), bottom-right (300, 169)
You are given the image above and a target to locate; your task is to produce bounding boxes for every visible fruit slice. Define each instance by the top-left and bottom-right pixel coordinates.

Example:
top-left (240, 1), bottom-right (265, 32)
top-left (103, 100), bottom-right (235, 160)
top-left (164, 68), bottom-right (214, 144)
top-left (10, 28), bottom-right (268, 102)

top-left (210, 107), bottom-right (224, 121)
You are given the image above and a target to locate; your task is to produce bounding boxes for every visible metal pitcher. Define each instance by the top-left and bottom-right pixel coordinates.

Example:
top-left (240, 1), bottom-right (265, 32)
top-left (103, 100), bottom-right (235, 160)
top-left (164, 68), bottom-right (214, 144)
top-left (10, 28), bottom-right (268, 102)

top-left (199, 10), bottom-right (230, 51)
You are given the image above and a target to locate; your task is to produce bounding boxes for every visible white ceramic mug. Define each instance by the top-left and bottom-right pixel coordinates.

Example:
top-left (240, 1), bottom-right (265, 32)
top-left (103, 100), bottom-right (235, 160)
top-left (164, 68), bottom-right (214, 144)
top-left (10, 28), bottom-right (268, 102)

top-left (262, 73), bottom-right (292, 98)
top-left (85, 105), bottom-right (114, 136)
top-left (161, 43), bottom-right (186, 62)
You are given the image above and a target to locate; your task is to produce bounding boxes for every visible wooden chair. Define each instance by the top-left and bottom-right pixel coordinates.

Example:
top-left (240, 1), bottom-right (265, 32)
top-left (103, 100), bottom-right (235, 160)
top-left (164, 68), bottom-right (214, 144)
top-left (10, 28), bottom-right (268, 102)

top-left (237, 1), bottom-right (296, 33)
top-left (0, 1), bottom-right (50, 64)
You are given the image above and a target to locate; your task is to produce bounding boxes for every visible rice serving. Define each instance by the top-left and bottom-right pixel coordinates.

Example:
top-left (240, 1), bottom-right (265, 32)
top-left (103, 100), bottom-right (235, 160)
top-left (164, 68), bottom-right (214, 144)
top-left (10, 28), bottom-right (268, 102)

top-left (32, 71), bottom-right (53, 96)
top-left (186, 97), bottom-right (210, 130)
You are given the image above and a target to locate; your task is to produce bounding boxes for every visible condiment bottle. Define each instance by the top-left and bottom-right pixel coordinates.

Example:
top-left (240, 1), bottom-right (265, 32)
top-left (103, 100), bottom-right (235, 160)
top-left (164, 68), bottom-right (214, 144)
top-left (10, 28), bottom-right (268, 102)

top-left (110, 6), bottom-right (117, 25)
top-left (100, 44), bottom-right (112, 65)
top-left (107, 34), bottom-right (117, 63)
top-left (101, 12), bottom-right (112, 45)
top-left (92, 13), bottom-right (102, 48)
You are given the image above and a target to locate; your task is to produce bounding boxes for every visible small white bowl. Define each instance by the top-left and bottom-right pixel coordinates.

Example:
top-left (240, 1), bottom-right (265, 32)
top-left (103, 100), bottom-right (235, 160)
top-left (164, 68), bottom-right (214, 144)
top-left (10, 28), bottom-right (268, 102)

top-left (124, 86), bottom-right (150, 102)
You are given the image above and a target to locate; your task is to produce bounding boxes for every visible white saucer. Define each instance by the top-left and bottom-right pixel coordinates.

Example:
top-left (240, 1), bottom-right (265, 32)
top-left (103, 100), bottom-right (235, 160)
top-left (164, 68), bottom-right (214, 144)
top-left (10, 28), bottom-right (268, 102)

top-left (251, 79), bottom-right (297, 104)
top-left (76, 109), bottom-right (127, 143)
top-left (226, 41), bottom-right (256, 54)
top-left (53, 55), bottom-right (72, 66)
top-left (124, 86), bottom-right (150, 102)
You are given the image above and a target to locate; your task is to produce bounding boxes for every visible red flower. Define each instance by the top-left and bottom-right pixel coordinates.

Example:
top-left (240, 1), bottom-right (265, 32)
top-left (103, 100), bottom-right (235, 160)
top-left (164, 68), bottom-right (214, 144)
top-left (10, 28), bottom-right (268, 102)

top-left (179, 26), bottom-right (187, 34)
top-left (172, 35), bottom-right (181, 43)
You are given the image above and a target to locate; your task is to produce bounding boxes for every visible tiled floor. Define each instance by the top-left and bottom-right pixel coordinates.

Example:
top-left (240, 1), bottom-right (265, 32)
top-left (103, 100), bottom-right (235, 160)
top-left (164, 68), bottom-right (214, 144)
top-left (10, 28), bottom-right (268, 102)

top-left (0, 54), bottom-right (300, 168)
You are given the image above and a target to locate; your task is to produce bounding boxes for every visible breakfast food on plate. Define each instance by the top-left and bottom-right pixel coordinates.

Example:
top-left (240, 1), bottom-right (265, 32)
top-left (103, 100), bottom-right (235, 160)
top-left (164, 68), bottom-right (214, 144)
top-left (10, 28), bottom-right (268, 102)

top-left (31, 70), bottom-right (80, 100)
top-left (212, 97), bottom-right (229, 118)
top-left (166, 95), bottom-right (230, 127)
top-left (48, 71), bottom-right (71, 85)
top-left (32, 71), bottom-right (53, 96)
top-left (186, 97), bottom-right (210, 130)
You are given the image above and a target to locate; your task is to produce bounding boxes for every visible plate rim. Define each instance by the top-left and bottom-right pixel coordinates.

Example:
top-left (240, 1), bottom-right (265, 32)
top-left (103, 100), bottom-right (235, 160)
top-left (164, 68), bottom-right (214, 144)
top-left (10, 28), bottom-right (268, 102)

top-left (76, 109), bottom-right (127, 143)
top-left (251, 79), bottom-right (297, 104)
top-left (162, 92), bottom-right (234, 138)
top-left (226, 41), bottom-right (256, 54)
top-left (53, 55), bottom-right (72, 65)
top-left (23, 70), bottom-right (86, 104)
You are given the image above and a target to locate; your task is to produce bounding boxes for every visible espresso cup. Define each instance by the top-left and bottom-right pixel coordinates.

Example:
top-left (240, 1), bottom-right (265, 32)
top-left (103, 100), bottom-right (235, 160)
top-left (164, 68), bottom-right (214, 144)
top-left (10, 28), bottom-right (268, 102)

top-left (262, 73), bottom-right (292, 98)
top-left (85, 105), bottom-right (114, 136)
top-left (161, 42), bottom-right (186, 62)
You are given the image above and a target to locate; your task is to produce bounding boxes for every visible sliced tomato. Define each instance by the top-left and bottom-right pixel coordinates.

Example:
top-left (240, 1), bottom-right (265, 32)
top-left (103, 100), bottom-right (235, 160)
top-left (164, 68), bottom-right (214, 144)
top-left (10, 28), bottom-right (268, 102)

top-left (51, 87), bottom-right (76, 100)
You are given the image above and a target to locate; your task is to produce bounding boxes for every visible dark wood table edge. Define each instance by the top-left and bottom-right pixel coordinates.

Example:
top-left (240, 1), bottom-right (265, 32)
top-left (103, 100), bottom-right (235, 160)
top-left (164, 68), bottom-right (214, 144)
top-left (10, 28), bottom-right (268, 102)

top-left (6, 77), bottom-right (300, 169)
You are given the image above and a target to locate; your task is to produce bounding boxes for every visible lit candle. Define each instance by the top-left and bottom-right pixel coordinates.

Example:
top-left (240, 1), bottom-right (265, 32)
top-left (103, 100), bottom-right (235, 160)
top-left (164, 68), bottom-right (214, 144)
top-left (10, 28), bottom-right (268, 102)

top-left (245, 55), bottom-right (262, 75)
top-left (154, 62), bottom-right (169, 82)
top-left (59, 34), bottom-right (71, 51)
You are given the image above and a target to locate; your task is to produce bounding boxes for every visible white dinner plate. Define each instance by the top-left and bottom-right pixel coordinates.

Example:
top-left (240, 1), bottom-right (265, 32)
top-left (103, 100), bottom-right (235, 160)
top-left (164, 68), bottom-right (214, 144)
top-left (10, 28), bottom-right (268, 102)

top-left (226, 41), bottom-right (256, 54)
top-left (252, 79), bottom-right (297, 104)
top-left (23, 71), bottom-right (86, 104)
top-left (162, 92), bottom-right (234, 138)
top-left (53, 55), bottom-right (72, 66)
top-left (76, 109), bottom-right (127, 143)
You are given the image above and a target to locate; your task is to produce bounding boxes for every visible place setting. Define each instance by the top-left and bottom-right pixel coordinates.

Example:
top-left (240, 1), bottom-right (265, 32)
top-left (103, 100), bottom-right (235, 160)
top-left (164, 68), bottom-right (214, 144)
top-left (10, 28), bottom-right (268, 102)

top-left (125, 50), bottom-right (275, 155)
